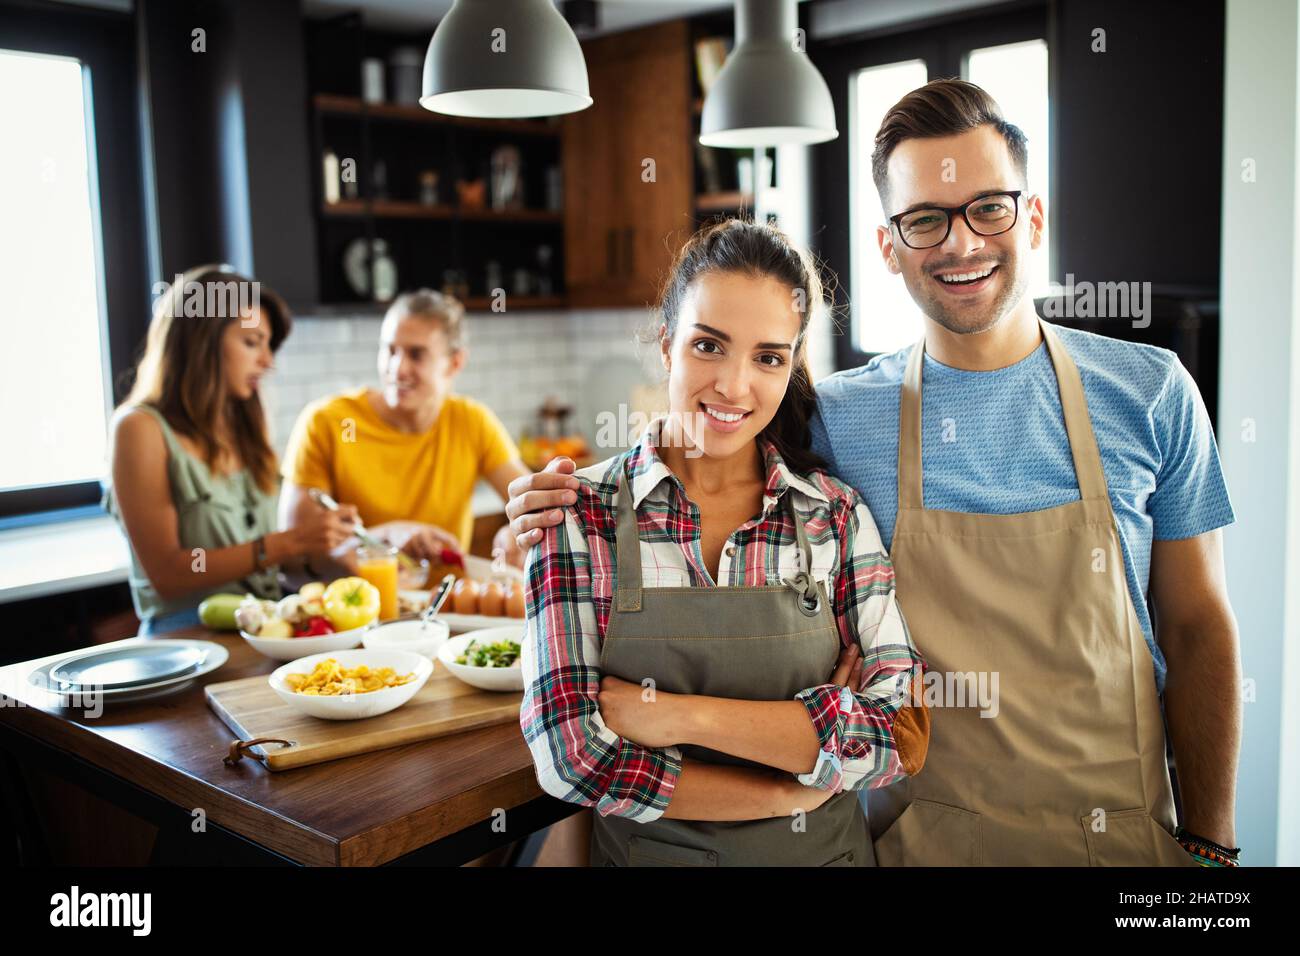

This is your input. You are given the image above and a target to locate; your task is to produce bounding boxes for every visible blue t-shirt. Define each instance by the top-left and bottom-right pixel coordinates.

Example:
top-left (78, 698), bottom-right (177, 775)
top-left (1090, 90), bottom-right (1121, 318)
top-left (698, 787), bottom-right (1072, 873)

top-left (811, 324), bottom-right (1235, 692)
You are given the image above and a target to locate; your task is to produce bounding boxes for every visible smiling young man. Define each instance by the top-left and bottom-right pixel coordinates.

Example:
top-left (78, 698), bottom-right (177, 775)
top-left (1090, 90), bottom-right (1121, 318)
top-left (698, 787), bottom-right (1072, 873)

top-left (507, 79), bottom-right (1242, 867)
top-left (816, 79), bottom-right (1242, 867)
top-left (280, 290), bottom-right (528, 571)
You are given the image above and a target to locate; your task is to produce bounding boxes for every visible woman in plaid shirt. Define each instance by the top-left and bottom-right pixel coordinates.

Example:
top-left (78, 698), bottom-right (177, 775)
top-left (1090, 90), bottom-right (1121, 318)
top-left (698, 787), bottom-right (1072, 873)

top-left (519, 220), bottom-right (929, 866)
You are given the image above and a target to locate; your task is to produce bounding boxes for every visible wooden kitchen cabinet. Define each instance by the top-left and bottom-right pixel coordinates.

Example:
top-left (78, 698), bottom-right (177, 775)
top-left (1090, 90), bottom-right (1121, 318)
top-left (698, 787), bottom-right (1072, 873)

top-left (563, 20), bottom-right (694, 309)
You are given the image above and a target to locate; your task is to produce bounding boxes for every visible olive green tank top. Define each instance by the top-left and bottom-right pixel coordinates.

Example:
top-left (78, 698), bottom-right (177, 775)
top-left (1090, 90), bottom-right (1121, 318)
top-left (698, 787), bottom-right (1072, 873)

top-left (104, 404), bottom-right (281, 623)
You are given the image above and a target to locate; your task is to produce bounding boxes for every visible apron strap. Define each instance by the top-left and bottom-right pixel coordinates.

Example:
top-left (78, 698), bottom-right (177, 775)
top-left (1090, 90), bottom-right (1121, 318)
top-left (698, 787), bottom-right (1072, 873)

top-left (1037, 319), bottom-right (1109, 501)
top-left (614, 468), bottom-right (643, 612)
top-left (783, 489), bottom-right (816, 575)
top-left (614, 459), bottom-right (822, 615)
top-left (896, 319), bottom-right (1109, 510)
top-left (898, 340), bottom-right (926, 511)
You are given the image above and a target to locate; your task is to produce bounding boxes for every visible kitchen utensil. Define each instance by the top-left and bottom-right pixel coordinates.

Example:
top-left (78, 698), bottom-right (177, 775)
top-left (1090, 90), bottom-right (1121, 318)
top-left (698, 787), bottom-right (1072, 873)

top-left (307, 488), bottom-right (421, 572)
top-left (422, 573), bottom-right (456, 624)
top-left (30, 639), bottom-right (229, 703)
top-left (50, 643), bottom-right (205, 690)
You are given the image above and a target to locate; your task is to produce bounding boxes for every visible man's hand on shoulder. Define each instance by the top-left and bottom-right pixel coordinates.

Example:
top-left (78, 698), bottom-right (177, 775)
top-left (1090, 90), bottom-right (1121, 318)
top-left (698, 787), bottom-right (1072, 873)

top-left (506, 457), bottom-right (580, 550)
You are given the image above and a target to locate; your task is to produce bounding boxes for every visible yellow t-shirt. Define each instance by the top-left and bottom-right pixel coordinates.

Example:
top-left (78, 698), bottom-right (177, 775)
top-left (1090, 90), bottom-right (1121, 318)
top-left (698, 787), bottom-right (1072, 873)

top-left (282, 389), bottom-right (518, 550)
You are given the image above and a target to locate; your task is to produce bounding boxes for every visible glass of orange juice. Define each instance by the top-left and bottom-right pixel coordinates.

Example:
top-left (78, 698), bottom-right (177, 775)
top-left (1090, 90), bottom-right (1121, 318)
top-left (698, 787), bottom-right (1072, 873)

top-left (356, 544), bottom-right (400, 622)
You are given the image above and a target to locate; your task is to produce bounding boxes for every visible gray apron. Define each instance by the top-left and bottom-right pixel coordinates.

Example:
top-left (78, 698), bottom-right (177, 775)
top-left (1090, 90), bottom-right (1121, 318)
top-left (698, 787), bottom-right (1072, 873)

top-left (590, 469), bottom-right (871, 866)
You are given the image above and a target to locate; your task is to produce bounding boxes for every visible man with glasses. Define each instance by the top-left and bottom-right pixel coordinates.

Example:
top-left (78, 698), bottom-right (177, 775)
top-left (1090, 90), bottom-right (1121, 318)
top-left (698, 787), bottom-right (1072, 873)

top-left (505, 79), bottom-right (1240, 867)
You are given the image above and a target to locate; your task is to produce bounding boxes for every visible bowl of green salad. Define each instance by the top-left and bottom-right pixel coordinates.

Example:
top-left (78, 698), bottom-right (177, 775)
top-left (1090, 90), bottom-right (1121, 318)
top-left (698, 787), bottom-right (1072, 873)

top-left (436, 626), bottom-right (524, 692)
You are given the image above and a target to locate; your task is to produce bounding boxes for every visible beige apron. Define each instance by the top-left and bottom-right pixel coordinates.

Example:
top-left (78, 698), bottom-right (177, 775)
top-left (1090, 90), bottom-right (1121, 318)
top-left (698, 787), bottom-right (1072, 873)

top-left (868, 319), bottom-right (1197, 866)
top-left (590, 469), bottom-right (872, 866)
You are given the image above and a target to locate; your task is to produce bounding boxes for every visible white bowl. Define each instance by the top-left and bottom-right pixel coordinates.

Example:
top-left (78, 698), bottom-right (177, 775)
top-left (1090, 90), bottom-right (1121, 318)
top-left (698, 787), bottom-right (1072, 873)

top-left (363, 618), bottom-right (450, 660)
top-left (436, 626), bottom-right (526, 692)
top-left (269, 648), bottom-right (432, 720)
top-left (239, 621), bottom-right (372, 661)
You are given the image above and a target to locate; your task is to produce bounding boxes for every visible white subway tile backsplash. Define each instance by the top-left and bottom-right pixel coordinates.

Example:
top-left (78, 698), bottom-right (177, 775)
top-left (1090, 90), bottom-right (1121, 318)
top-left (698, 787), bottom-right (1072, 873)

top-left (261, 304), bottom-right (830, 458)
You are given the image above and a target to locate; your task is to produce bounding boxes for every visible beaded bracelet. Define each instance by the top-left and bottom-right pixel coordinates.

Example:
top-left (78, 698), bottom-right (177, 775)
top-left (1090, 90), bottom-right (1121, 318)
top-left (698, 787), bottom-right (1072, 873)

top-left (1174, 827), bottom-right (1241, 867)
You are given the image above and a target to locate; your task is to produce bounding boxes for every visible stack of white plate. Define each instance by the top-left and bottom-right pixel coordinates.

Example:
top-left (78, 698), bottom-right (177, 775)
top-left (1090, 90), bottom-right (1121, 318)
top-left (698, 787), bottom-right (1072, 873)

top-left (28, 638), bottom-right (229, 704)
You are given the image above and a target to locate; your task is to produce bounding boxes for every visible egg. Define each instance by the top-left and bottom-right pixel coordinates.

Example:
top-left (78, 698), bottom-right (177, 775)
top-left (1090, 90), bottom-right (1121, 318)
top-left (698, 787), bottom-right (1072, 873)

top-left (451, 578), bottom-right (481, 615)
top-left (480, 581), bottom-right (506, 617)
top-left (506, 581), bottom-right (526, 618)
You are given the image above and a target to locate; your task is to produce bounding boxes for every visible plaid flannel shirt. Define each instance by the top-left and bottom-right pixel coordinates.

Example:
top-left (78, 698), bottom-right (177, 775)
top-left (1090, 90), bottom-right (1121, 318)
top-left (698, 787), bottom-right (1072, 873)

top-left (520, 419), bottom-right (929, 822)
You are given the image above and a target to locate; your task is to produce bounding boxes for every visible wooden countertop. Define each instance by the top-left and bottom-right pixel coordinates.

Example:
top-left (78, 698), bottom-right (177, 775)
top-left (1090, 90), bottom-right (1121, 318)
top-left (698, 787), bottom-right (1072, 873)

top-left (0, 626), bottom-right (546, 865)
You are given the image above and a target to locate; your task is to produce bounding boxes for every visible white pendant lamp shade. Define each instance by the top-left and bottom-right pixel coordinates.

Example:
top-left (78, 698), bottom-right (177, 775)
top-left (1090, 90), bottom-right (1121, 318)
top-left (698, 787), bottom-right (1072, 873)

top-left (700, 0), bottom-right (838, 147)
top-left (421, 0), bottom-right (593, 118)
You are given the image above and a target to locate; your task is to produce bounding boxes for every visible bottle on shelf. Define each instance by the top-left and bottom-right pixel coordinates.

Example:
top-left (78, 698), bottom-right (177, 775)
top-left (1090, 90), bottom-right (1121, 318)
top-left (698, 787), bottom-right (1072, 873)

top-left (361, 57), bottom-right (385, 104)
top-left (371, 240), bottom-right (397, 302)
top-left (322, 148), bottom-right (340, 205)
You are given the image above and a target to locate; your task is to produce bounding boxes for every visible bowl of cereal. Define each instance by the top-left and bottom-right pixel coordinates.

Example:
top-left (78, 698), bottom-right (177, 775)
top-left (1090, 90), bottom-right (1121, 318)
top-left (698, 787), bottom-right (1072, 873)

top-left (269, 649), bottom-right (432, 720)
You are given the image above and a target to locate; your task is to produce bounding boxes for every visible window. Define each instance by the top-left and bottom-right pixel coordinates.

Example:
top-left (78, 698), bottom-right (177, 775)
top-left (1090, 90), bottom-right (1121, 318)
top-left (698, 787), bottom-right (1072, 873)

top-left (817, 7), bottom-right (1050, 369)
top-left (0, 49), bottom-right (112, 496)
top-left (849, 59), bottom-right (930, 355)
top-left (966, 38), bottom-right (1051, 298)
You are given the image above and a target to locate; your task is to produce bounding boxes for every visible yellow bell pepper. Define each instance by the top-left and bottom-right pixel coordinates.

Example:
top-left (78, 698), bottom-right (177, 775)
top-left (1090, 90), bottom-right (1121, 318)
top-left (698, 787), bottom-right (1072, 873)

top-left (322, 577), bottom-right (381, 631)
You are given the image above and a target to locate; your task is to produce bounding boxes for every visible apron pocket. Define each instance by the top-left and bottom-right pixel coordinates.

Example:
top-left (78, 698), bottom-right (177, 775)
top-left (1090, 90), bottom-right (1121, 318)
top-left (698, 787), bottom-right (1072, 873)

top-left (626, 835), bottom-right (719, 867)
top-left (873, 799), bottom-right (981, 866)
top-left (1080, 809), bottom-right (1200, 867)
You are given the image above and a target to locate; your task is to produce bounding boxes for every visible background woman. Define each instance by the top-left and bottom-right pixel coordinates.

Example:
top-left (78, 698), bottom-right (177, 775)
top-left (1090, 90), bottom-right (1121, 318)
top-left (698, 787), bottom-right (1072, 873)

top-left (106, 264), bottom-right (355, 635)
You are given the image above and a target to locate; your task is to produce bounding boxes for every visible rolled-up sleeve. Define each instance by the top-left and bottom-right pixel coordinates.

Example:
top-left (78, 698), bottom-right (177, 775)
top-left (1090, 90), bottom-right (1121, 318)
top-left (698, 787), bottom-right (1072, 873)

top-left (793, 497), bottom-right (929, 793)
top-left (519, 502), bottom-right (682, 821)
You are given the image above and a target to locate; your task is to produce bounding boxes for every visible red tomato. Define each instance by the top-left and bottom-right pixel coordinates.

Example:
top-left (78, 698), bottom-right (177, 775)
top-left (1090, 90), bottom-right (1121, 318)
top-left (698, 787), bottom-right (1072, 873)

top-left (294, 616), bottom-right (335, 637)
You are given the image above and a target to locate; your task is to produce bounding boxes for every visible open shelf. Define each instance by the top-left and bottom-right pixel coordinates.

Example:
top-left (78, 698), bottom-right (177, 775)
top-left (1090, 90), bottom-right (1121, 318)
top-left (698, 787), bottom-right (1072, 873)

top-left (321, 200), bottom-right (562, 223)
top-left (306, 16), bottom-right (567, 311)
top-left (313, 93), bottom-right (562, 137)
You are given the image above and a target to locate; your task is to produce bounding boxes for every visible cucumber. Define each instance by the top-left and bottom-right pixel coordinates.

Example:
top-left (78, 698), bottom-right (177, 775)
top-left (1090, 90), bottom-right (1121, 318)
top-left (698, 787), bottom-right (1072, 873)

top-left (198, 593), bottom-right (245, 630)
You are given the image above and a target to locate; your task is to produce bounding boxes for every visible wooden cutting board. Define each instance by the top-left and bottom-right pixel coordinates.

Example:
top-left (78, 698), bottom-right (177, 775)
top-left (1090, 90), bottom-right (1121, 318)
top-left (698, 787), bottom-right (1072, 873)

top-left (205, 667), bottom-right (523, 771)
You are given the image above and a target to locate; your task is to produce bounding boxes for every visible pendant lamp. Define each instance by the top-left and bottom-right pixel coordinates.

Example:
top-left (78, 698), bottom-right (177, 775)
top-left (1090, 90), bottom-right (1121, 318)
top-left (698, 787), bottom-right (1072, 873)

top-left (421, 0), bottom-right (593, 118)
top-left (699, 0), bottom-right (837, 147)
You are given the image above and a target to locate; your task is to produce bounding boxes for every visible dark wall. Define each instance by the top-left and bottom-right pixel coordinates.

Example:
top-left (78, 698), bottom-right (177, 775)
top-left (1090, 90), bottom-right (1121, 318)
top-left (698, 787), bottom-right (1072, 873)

top-left (230, 0), bottom-right (318, 307)
top-left (139, 0), bottom-right (227, 280)
top-left (140, 0), bottom-right (317, 307)
top-left (1051, 0), bottom-right (1224, 291)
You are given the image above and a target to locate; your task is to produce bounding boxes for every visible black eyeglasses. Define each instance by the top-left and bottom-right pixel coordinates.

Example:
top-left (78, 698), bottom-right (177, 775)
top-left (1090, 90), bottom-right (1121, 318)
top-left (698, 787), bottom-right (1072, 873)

top-left (887, 190), bottom-right (1024, 250)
